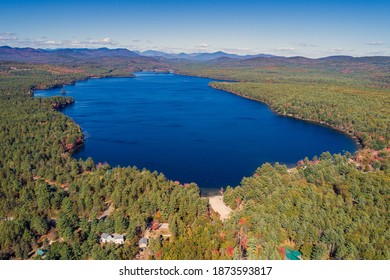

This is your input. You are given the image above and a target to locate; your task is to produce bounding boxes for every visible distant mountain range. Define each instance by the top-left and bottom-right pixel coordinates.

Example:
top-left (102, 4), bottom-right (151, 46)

top-left (0, 46), bottom-right (276, 63)
top-left (0, 46), bottom-right (141, 64)
top-left (136, 50), bottom-right (276, 61)
top-left (0, 46), bottom-right (389, 67)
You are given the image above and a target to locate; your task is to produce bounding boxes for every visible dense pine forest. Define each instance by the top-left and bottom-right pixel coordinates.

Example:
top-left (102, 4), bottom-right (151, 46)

top-left (0, 48), bottom-right (389, 260)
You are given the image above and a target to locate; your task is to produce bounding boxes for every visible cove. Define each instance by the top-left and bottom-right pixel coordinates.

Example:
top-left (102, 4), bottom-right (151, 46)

top-left (35, 73), bottom-right (358, 190)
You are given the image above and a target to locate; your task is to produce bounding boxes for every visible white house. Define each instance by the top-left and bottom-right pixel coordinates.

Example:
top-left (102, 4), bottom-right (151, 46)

top-left (100, 233), bottom-right (125, 245)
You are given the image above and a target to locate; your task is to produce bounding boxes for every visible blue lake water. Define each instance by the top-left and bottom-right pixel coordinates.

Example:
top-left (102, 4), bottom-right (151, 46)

top-left (35, 73), bottom-right (357, 190)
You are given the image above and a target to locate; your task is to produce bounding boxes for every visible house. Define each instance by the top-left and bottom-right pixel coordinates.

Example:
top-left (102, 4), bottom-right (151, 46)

top-left (285, 249), bottom-right (302, 260)
top-left (100, 233), bottom-right (125, 245)
top-left (139, 238), bottom-right (148, 250)
top-left (112, 234), bottom-right (125, 245)
top-left (100, 233), bottom-right (111, 243)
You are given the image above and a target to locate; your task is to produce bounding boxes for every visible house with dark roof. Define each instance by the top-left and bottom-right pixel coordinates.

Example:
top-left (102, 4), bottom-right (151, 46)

top-left (139, 238), bottom-right (148, 250)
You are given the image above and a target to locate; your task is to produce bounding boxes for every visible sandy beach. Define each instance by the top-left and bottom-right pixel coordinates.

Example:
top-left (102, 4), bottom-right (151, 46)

top-left (208, 195), bottom-right (232, 221)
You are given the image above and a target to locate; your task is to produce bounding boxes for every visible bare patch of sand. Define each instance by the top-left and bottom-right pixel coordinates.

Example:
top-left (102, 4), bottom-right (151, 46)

top-left (208, 195), bottom-right (232, 221)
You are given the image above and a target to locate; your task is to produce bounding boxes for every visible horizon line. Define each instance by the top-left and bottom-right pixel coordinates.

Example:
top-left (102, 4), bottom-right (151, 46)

top-left (1, 45), bottom-right (390, 59)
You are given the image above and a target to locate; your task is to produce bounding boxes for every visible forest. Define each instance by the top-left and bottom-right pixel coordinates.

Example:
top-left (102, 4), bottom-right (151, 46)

top-left (0, 50), bottom-right (388, 260)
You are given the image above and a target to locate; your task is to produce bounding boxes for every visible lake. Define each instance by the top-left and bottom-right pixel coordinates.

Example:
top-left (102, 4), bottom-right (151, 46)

top-left (35, 73), bottom-right (357, 190)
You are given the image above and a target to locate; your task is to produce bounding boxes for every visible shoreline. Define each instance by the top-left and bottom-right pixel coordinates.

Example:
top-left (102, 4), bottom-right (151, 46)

top-left (174, 69), bottom-right (362, 149)
top-left (34, 73), bottom-right (363, 194)
top-left (31, 73), bottom-right (135, 91)
top-left (32, 73), bottom-right (135, 153)
top-left (35, 71), bottom-right (361, 151)
top-left (209, 82), bottom-right (363, 150)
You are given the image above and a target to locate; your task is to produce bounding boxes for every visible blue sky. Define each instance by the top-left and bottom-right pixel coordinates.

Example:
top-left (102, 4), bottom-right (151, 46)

top-left (0, 0), bottom-right (389, 57)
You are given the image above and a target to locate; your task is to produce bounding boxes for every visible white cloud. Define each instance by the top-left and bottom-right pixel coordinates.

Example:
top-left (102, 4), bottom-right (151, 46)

top-left (328, 48), bottom-right (344, 52)
top-left (157, 43), bottom-right (213, 53)
top-left (0, 32), bottom-right (20, 43)
top-left (275, 47), bottom-right (296, 51)
top-left (365, 41), bottom-right (384, 46)
top-left (192, 43), bottom-right (210, 51)
top-left (0, 32), bottom-right (118, 48)
top-left (45, 40), bottom-right (62, 45)
top-left (295, 42), bottom-right (317, 48)
top-left (82, 37), bottom-right (117, 45)
top-left (221, 47), bottom-right (254, 55)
